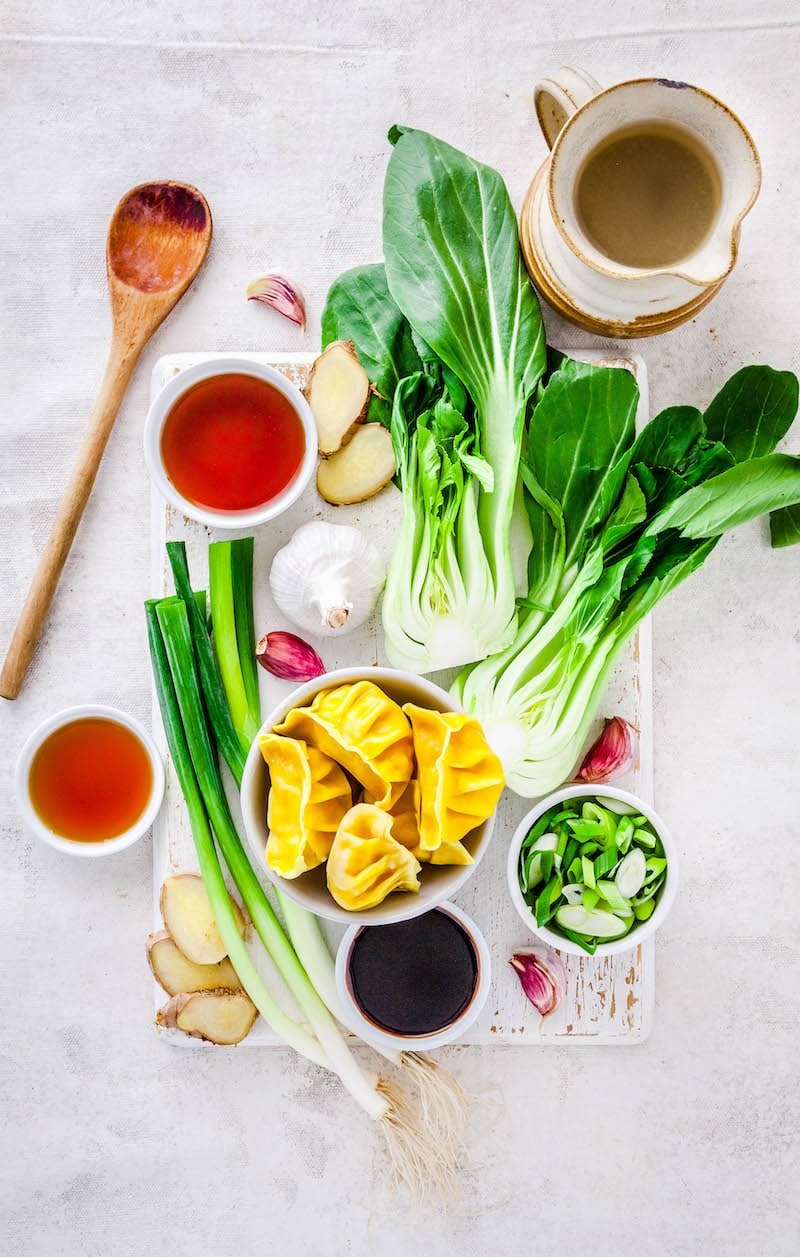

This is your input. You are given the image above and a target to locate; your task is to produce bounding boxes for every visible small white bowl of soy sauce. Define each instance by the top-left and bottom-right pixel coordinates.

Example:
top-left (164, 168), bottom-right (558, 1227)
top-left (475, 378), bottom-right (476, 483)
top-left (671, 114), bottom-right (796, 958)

top-left (335, 902), bottom-right (491, 1051)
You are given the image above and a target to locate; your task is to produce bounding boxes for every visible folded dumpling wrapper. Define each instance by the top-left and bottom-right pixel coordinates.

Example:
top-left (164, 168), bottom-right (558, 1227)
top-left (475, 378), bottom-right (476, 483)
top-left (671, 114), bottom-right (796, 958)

top-left (379, 779), bottom-right (474, 866)
top-left (403, 703), bottom-right (505, 851)
top-left (276, 681), bottom-right (414, 809)
top-left (326, 803), bottom-right (421, 911)
top-left (260, 733), bottom-right (352, 879)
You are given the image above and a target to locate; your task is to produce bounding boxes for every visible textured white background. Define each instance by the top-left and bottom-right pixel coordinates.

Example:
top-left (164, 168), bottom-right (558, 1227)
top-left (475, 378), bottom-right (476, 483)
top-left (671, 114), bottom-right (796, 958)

top-left (1, 2), bottom-right (799, 1254)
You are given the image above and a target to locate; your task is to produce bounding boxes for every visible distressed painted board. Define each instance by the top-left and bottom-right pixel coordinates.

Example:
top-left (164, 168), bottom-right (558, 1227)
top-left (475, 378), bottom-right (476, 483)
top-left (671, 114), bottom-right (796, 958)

top-left (150, 351), bottom-right (653, 1047)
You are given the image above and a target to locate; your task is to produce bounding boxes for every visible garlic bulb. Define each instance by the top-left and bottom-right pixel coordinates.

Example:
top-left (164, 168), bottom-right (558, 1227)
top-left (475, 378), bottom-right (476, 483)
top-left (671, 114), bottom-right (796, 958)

top-left (269, 521), bottom-right (385, 638)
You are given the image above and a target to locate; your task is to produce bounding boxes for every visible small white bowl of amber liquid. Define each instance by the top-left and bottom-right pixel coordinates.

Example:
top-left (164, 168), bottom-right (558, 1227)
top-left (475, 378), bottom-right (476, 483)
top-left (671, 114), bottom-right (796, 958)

top-left (16, 705), bottom-right (165, 857)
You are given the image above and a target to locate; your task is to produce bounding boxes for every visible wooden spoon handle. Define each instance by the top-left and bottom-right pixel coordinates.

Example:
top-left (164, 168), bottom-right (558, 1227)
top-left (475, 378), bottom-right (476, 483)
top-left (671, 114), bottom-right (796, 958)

top-left (0, 340), bottom-right (139, 700)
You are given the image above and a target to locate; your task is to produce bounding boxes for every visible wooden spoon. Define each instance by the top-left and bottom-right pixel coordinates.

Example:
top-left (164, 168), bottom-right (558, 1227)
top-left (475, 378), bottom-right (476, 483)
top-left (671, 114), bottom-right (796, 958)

top-left (0, 181), bottom-right (212, 700)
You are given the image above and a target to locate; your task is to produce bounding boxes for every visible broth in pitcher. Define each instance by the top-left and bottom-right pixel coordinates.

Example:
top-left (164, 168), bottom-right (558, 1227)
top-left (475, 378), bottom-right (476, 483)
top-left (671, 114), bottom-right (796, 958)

top-left (575, 121), bottom-right (722, 269)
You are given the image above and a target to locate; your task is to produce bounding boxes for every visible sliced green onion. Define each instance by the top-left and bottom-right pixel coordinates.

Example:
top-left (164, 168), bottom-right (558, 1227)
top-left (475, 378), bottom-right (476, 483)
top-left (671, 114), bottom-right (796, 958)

top-left (562, 837), bottom-right (580, 871)
top-left (566, 820), bottom-right (607, 840)
top-left (616, 815), bottom-right (635, 854)
top-left (633, 899), bottom-right (656, 921)
top-left (615, 848), bottom-right (647, 898)
top-left (562, 883), bottom-right (585, 906)
top-left (567, 856), bottom-right (583, 884)
top-left (534, 874), bottom-right (563, 926)
top-left (581, 887), bottom-right (600, 911)
top-left (559, 927), bottom-right (597, 955)
top-left (555, 905), bottom-right (628, 939)
top-left (633, 875), bottom-right (666, 905)
top-left (595, 879), bottom-right (632, 915)
top-left (522, 849), bottom-right (546, 892)
top-left (521, 813), bottom-right (556, 850)
top-left (548, 807), bottom-right (580, 825)
top-left (596, 797), bottom-right (638, 816)
top-left (644, 856), bottom-right (668, 883)
top-left (581, 802), bottom-right (617, 846)
top-left (593, 847), bottom-right (619, 880)
top-left (530, 831), bottom-right (559, 853)
top-left (581, 855), bottom-right (596, 889)
top-left (633, 828), bottom-right (658, 850)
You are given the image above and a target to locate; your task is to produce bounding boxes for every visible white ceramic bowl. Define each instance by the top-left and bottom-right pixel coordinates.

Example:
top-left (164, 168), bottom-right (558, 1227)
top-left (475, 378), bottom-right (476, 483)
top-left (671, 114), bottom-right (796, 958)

top-left (334, 901), bottom-right (492, 1051)
top-left (507, 783), bottom-right (678, 956)
top-left (15, 704), bottom-right (165, 857)
top-left (240, 667), bottom-right (497, 925)
top-left (143, 357), bottom-right (318, 529)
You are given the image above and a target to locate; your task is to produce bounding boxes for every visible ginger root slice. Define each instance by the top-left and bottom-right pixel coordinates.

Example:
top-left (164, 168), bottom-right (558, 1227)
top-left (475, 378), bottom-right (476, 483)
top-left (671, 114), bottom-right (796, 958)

top-left (317, 423), bottom-right (396, 505)
top-left (157, 989), bottom-right (257, 1045)
top-left (160, 873), bottom-right (245, 966)
top-left (305, 340), bottom-right (371, 456)
top-left (146, 929), bottom-right (243, 997)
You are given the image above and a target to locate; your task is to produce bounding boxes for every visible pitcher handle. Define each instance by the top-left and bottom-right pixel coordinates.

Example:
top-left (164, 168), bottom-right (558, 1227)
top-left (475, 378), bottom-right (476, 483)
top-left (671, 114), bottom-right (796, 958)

top-left (534, 67), bottom-right (603, 149)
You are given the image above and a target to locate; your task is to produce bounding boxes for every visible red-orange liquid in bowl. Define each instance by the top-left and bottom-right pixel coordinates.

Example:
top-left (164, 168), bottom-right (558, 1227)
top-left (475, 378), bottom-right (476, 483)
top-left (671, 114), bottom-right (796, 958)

top-left (29, 718), bottom-right (153, 842)
top-left (160, 373), bottom-right (306, 511)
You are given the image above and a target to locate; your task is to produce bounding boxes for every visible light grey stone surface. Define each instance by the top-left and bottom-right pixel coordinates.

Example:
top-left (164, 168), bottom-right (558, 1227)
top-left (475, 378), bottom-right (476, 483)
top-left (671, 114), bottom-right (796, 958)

top-left (1, 2), bottom-right (798, 1254)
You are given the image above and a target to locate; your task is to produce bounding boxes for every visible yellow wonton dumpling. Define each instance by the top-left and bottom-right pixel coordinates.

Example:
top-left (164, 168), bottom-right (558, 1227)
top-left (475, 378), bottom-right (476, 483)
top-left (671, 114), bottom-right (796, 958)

top-left (379, 781), bottom-right (474, 865)
top-left (276, 681), bottom-right (414, 809)
top-left (380, 779), bottom-right (420, 850)
top-left (326, 804), bottom-right (421, 911)
top-left (402, 703), bottom-right (505, 851)
top-left (416, 839), bottom-right (474, 867)
top-left (260, 733), bottom-right (352, 879)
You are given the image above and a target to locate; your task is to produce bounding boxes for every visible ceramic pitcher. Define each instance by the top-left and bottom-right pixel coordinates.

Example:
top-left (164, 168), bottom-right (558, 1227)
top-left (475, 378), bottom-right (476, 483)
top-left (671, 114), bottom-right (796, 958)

top-left (521, 68), bottom-right (762, 336)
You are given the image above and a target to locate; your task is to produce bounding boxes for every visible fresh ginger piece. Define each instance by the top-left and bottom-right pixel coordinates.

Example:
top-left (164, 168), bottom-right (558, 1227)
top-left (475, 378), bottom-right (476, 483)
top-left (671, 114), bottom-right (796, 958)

top-left (317, 423), bottom-right (396, 505)
top-left (159, 873), bottom-right (245, 965)
top-left (157, 990), bottom-right (257, 1044)
top-left (146, 929), bottom-right (242, 997)
top-left (305, 340), bottom-right (371, 456)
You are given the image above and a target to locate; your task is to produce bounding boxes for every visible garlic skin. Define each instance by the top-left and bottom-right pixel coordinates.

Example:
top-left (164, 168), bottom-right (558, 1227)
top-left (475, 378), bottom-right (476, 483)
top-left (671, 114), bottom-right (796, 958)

top-left (256, 631), bottom-right (325, 682)
top-left (577, 716), bottom-right (638, 784)
top-left (269, 522), bottom-right (385, 638)
top-left (509, 945), bottom-right (567, 1018)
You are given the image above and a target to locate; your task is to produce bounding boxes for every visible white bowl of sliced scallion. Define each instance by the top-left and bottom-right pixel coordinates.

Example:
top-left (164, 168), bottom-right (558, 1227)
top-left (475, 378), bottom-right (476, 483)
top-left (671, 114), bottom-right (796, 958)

top-left (507, 785), bottom-right (678, 956)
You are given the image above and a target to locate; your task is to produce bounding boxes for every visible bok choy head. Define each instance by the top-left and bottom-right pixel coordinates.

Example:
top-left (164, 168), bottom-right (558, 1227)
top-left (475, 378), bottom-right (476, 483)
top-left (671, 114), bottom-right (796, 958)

top-left (455, 362), bottom-right (800, 796)
top-left (322, 126), bottom-right (546, 673)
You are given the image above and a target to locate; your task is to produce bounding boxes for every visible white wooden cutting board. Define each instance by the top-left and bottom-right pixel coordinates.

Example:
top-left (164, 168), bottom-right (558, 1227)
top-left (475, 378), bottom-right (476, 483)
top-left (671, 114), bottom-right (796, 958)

top-left (150, 350), bottom-right (654, 1047)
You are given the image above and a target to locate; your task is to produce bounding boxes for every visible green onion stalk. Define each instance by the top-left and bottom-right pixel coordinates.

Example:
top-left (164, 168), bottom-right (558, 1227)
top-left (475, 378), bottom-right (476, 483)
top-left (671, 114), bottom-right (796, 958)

top-left (152, 540), bottom-right (470, 1188)
top-left (150, 594), bottom-right (389, 1119)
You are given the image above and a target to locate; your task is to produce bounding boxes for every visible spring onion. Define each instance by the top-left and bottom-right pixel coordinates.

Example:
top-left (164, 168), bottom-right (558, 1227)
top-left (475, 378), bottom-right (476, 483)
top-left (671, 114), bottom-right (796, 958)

top-left (155, 541), bottom-right (470, 1192)
top-left (208, 540), bottom-right (258, 749)
top-left (145, 600), bottom-right (328, 1067)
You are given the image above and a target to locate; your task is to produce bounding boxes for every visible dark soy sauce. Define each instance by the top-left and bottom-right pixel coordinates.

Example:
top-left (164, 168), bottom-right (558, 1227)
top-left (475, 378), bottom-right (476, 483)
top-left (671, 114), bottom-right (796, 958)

top-left (348, 909), bottom-right (478, 1036)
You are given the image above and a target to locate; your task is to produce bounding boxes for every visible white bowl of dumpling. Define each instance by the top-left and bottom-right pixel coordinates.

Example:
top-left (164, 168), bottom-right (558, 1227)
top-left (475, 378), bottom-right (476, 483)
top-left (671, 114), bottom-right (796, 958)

top-left (240, 666), bottom-right (503, 924)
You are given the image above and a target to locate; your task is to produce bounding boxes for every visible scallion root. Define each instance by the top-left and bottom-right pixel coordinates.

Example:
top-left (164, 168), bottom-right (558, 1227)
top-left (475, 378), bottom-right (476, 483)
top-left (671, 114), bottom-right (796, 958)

top-left (375, 1074), bottom-right (463, 1202)
top-left (398, 1052), bottom-right (469, 1178)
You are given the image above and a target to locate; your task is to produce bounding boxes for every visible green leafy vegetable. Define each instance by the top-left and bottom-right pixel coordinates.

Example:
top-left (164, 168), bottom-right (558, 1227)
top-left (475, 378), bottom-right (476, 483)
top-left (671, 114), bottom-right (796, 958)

top-left (324, 125), bottom-right (546, 673)
top-left (458, 360), bottom-right (800, 796)
top-left (770, 503), bottom-right (800, 548)
top-left (702, 365), bottom-right (798, 463)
